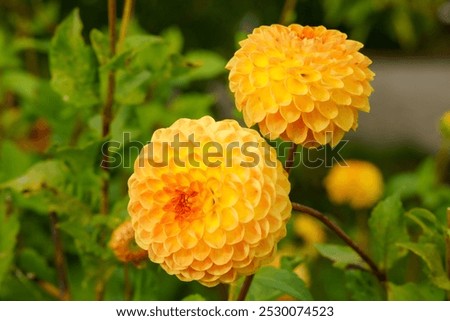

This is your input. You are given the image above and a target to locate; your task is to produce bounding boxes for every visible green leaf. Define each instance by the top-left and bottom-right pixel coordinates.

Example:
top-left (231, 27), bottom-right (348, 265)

top-left (279, 255), bottom-right (304, 271)
top-left (0, 194), bottom-right (20, 289)
top-left (369, 194), bottom-right (408, 270)
top-left (0, 140), bottom-right (33, 183)
top-left (315, 244), bottom-right (367, 269)
top-left (397, 242), bottom-right (450, 290)
top-left (345, 270), bottom-right (384, 300)
top-left (248, 266), bottom-right (313, 301)
top-left (17, 248), bottom-right (56, 283)
top-left (50, 9), bottom-right (99, 108)
top-left (174, 50), bottom-right (226, 85)
top-left (182, 294), bottom-right (206, 301)
top-left (388, 282), bottom-right (445, 300)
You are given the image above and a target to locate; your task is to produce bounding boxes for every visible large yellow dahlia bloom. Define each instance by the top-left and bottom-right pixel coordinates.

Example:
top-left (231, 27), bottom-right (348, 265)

top-left (226, 24), bottom-right (375, 147)
top-left (128, 116), bottom-right (291, 286)
top-left (324, 160), bottom-right (383, 209)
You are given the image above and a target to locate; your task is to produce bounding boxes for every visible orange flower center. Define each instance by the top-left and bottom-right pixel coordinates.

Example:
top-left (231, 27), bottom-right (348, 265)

top-left (164, 187), bottom-right (200, 222)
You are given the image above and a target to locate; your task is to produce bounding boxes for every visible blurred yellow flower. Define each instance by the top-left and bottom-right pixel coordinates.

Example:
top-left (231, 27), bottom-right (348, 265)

top-left (226, 24), bottom-right (374, 147)
top-left (324, 160), bottom-right (383, 209)
top-left (293, 214), bottom-right (326, 245)
top-left (127, 116), bottom-right (291, 287)
top-left (440, 110), bottom-right (450, 140)
top-left (109, 220), bottom-right (148, 264)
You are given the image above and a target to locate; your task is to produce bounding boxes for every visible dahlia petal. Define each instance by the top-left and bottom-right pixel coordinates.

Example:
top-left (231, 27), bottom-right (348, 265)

top-left (254, 237), bottom-right (274, 257)
top-left (192, 241), bottom-right (211, 261)
top-left (286, 119), bottom-right (308, 144)
top-left (271, 81), bottom-right (292, 106)
top-left (351, 96), bottom-right (370, 112)
top-left (302, 111), bottom-right (330, 132)
top-left (221, 183), bottom-right (240, 207)
top-left (177, 228), bottom-right (198, 249)
top-left (269, 66), bottom-right (287, 81)
top-left (343, 78), bottom-right (363, 95)
top-left (204, 212), bottom-right (221, 233)
top-left (224, 219), bottom-right (244, 242)
top-left (254, 190), bottom-right (271, 220)
top-left (243, 178), bottom-right (262, 206)
top-left (322, 74), bottom-right (344, 88)
top-left (331, 89), bottom-right (351, 105)
top-left (251, 52), bottom-right (269, 68)
top-left (293, 94), bottom-right (314, 112)
top-left (221, 207), bottom-right (239, 231)
top-left (219, 269), bottom-right (237, 283)
top-left (313, 130), bottom-right (331, 145)
top-left (333, 105), bottom-right (355, 131)
top-left (286, 77), bottom-right (308, 95)
top-left (234, 200), bottom-right (255, 223)
top-left (317, 101), bottom-right (339, 119)
top-left (173, 249), bottom-right (194, 267)
top-left (243, 221), bottom-right (262, 244)
top-left (239, 77), bottom-right (255, 95)
top-left (204, 229), bottom-right (226, 249)
top-left (245, 96), bottom-right (266, 123)
top-left (258, 87), bottom-right (278, 113)
top-left (280, 103), bottom-right (301, 123)
top-left (300, 69), bottom-right (321, 82)
top-left (209, 261), bottom-right (233, 276)
top-left (235, 58), bottom-right (253, 74)
top-left (232, 242), bottom-right (250, 261)
top-left (250, 69), bottom-right (269, 88)
top-left (266, 112), bottom-right (288, 135)
top-left (210, 246), bottom-right (234, 265)
top-left (191, 258), bottom-right (213, 271)
top-left (330, 127), bottom-right (346, 147)
top-left (310, 84), bottom-right (330, 101)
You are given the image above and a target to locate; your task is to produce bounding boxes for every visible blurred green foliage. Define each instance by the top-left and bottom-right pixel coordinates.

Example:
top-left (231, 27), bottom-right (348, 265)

top-left (0, 0), bottom-right (449, 301)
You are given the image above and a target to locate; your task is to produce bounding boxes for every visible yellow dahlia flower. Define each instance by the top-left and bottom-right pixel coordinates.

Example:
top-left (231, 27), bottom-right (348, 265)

top-left (324, 160), bottom-right (383, 209)
top-left (128, 116), bottom-right (291, 286)
top-left (109, 220), bottom-right (148, 264)
top-left (226, 24), bottom-right (374, 147)
top-left (293, 214), bottom-right (326, 245)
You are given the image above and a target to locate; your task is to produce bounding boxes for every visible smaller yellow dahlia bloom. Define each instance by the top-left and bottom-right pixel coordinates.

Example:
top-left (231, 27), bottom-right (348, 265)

top-left (109, 221), bottom-right (148, 264)
top-left (293, 214), bottom-right (326, 245)
top-left (324, 160), bottom-right (383, 209)
top-left (226, 24), bottom-right (374, 147)
top-left (128, 116), bottom-right (291, 286)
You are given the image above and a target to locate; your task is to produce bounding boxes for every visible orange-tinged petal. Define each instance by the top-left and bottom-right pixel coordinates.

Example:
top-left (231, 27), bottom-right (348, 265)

top-left (271, 81), bottom-right (292, 106)
top-left (286, 77), bottom-right (308, 95)
top-left (316, 101), bottom-right (338, 119)
top-left (280, 103), bottom-right (301, 123)
top-left (302, 111), bottom-right (330, 132)
top-left (333, 105), bottom-right (355, 131)
top-left (210, 246), bottom-right (234, 265)
top-left (266, 112), bottom-right (288, 135)
top-left (293, 94), bottom-right (314, 112)
top-left (250, 69), bottom-right (269, 88)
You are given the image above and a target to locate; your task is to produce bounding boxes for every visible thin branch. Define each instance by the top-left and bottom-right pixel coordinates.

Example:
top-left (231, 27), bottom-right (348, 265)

top-left (291, 202), bottom-right (386, 283)
top-left (117, 0), bottom-right (135, 52)
top-left (237, 274), bottom-right (254, 301)
top-left (101, 0), bottom-right (117, 216)
top-left (49, 212), bottom-right (70, 300)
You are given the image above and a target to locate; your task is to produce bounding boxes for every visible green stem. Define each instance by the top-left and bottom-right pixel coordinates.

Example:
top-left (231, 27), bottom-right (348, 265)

top-left (117, 0), bottom-right (135, 52)
top-left (279, 0), bottom-right (298, 25)
top-left (237, 274), bottom-right (254, 301)
top-left (291, 202), bottom-right (386, 283)
top-left (49, 212), bottom-right (70, 300)
top-left (446, 207), bottom-right (450, 301)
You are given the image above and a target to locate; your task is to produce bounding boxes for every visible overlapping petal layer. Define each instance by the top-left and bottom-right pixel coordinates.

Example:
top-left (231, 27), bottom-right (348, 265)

top-left (226, 24), bottom-right (375, 147)
top-left (128, 116), bottom-right (291, 286)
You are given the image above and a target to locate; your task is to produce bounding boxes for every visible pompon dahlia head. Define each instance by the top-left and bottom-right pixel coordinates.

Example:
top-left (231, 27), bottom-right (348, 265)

top-left (226, 24), bottom-right (375, 147)
top-left (128, 116), bottom-right (291, 287)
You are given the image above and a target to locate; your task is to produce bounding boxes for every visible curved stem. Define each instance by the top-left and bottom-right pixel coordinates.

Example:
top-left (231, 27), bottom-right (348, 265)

top-left (284, 142), bottom-right (297, 174)
top-left (237, 274), bottom-right (254, 301)
top-left (49, 212), bottom-right (70, 300)
top-left (292, 202), bottom-right (386, 283)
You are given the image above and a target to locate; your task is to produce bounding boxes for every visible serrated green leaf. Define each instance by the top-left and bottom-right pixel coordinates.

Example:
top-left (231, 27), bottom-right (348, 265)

top-left (248, 266), bottom-right (313, 300)
top-left (50, 9), bottom-right (99, 107)
top-left (388, 282), bottom-right (445, 300)
top-left (397, 242), bottom-right (450, 290)
top-left (369, 195), bottom-right (409, 270)
top-left (315, 244), bottom-right (367, 269)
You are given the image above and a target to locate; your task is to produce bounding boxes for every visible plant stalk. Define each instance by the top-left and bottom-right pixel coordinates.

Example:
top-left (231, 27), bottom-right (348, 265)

top-left (237, 274), bottom-right (254, 301)
top-left (118, 0), bottom-right (134, 52)
top-left (291, 202), bottom-right (386, 283)
top-left (446, 207), bottom-right (450, 300)
top-left (279, 0), bottom-right (298, 25)
top-left (49, 212), bottom-right (70, 300)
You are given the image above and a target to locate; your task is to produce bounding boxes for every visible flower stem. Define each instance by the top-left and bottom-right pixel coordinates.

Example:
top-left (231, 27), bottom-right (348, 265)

top-left (237, 274), bottom-right (254, 301)
top-left (291, 202), bottom-right (386, 283)
top-left (100, 0), bottom-right (117, 217)
top-left (49, 212), bottom-right (70, 300)
top-left (117, 0), bottom-right (134, 52)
